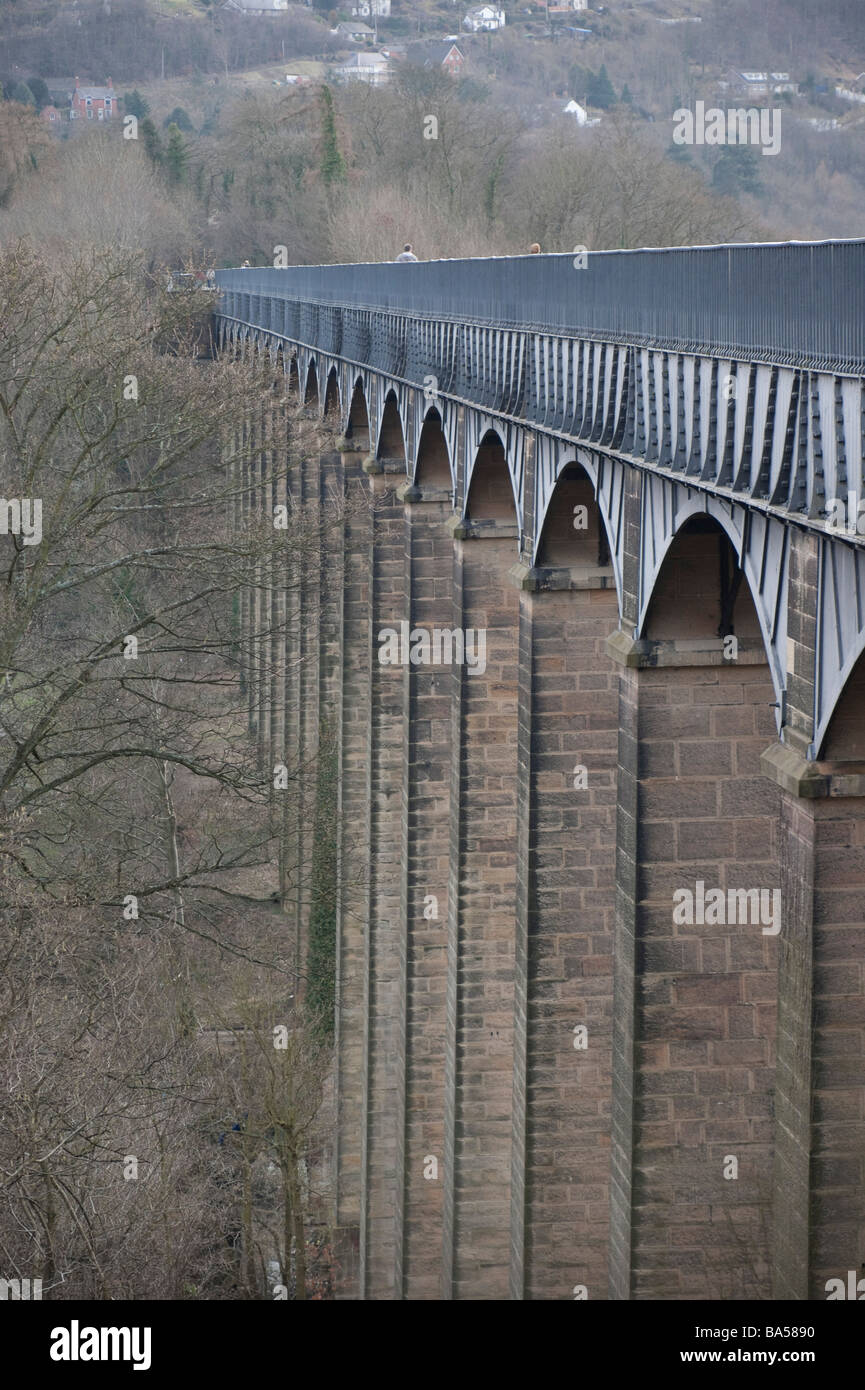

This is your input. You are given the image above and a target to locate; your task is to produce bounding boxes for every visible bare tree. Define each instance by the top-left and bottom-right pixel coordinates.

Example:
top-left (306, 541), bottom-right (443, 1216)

top-left (0, 244), bottom-right (348, 1298)
top-left (0, 244), bottom-right (329, 946)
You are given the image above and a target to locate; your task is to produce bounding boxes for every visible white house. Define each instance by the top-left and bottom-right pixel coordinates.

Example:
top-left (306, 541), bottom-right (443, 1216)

top-left (350, 0), bottom-right (391, 15)
top-left (463, 5), bottom-right (505, 32)
top-left (333, 51), bottom-right (391, 85)
top-left (728, 70), bottom-right (770, 97)
top-left (728, 70), bottom-right (797, 97)
top-left (563, 98), bottom-right (600, 126)
top-left (223, 0), bottom-right (288, 12)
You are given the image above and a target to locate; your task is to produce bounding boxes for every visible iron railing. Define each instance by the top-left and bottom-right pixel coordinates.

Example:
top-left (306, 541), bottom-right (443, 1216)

top-left (214, 241), bottom-right (865, 374)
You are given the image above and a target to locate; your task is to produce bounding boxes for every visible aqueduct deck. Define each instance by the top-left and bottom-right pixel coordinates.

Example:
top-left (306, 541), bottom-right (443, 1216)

top-left (214, 243), bottom-right (865, 1300)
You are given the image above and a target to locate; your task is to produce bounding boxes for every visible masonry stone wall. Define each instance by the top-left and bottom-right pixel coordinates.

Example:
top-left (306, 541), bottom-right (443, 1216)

top-left (332, 449), bottom-right (371, 1279)
top-left (401, 489), bottom-right (453, 1298)
top-left (631, 658), bottom-right (780, 1299)
top-left (808, 794), bottom-right (865, 1297)
top-left (364, 465), bottom-right (408, 1297)
top-left (446, 532), bottom-right (520, 1299)
top-left (515, 578), bottom-right (619, 1299)
top-left (229, 350), bottom-right (864, 1302)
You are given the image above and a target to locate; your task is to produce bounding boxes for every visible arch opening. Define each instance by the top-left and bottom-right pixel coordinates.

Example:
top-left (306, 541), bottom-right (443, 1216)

top-left (465, 430), bottom-right (517, 524)
top-left (304, 361), bottom-right (319, 407)
top-left (819, 648), bottom-right (865, 760)
top-left (377, 390), bottom-right (406, 462)
top-left (287, 356), bottom-right (300, 398)
top-left (324, 368), bottom-right (340, 419)
top-left (537, 462), bottom-right (610, 569)
top-left (644, 516), bottom-right (762, 645)
top-left (271, 346), bottom-right (285, 393)
top-left (414, 408), bottom-right (451, 489)
top-left (346, 378), bottom-right (370, 450)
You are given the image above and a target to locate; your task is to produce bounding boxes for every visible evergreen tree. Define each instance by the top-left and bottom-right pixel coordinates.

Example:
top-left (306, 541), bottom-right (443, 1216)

top-left (163, 106), bottom-right (194, 133)
top-left (164, 122), bottom-right (189, 186)
top-left (667, 141), bottom-right (692, 164)
top-left (123, 90), bottom-right (150, 120)
top-left (11, 82), bottom-right (35, 106)
top-left (28, 77), bottom-right (50, 109)
top-left (620, 83), bottom-right (633, 104)
top-left (140, 117), bottom-right (163, 166)
top-left (318, 85), bottom-right (346, 186)
top-left (712, 145), bottom-right (761, 197)
top-left (568, 63), bottom-right (588, 102)
top-left (586, 65), bottom-right (616, 110)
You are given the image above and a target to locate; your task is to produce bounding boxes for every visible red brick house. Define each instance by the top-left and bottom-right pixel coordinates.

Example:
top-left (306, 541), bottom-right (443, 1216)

top-left (440, 42), bottom-right (465, 77)
top-left (404, 41), bottom-right (467, 78)
top-left (70, 77), bottom-right (116, 121)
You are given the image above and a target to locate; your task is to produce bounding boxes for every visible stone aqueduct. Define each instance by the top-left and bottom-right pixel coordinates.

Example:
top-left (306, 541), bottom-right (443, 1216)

top-left (213, 244), bottom-right (865, 1300)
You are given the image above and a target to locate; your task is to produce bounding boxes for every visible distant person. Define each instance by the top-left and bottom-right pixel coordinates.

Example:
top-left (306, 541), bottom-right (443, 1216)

top-left (396, 244), bottom-right (418, 262)
top-left (241, 260), bottom-right (251, 269)
top-left (529, 242), bottom-right (541, 254)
